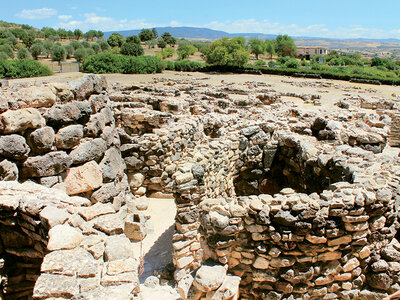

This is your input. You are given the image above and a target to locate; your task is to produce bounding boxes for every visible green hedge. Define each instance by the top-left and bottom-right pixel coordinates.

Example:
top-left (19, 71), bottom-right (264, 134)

top-left (0, 59), bottom-right (52, 79)
top-left (81, 53), bottom-right (163, 74)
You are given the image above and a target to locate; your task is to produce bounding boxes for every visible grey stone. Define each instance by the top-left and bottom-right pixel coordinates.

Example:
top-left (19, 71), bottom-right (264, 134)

top-left (125, 156), bottom-right (144, 171)
top-left (91, 182), bottom-right (117, 203)
top-left (55, 125), bottom-right (84, 149)
top-left (21, 151), bottom-right (72, 177)
top-left (84, 113), bottom-right (106, 137)
top-left (193, 264), bottom-right (227, 292)
top-left (69, 74), bottom-right (107, 100)
top-left (191, 164), bottom-right (205, 180)
top-left (240, 126), bottom-right (260, 137)
top-left (33, 274), bottom-right (79, 298)
top-left (367, 273), bottom-right (392, 291)
top-left (0, 159), bottom-right (18, 180)
top-left (27, 126), bottom-right (55, 153)
top-left (99, 147), bottom-right (125, 182)
top-left (70, 138), bottom-right (107, 165)
top-left (0, 134), bottom-right (30, 160)
top-left (104, 235), bottom-right (134, 261)
top-left (44, 101), bottom-right (92, 127)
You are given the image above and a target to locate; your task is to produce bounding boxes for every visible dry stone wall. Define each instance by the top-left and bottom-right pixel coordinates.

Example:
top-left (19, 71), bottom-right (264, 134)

top-left (0, 74), bottom-right (400, 299)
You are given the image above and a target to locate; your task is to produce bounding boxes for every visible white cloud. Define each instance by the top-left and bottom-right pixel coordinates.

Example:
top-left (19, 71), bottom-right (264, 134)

top-left (58, 15), bottom-right (72, 22)
top-left (57, 13), bottom-right (155, 31)
top-left (16, 8), bottom-right (57, 20)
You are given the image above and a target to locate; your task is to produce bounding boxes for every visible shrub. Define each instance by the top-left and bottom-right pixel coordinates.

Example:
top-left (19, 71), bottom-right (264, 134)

top-left (0, 44), bottom-right (14, 58)
top-left (174, 60), bottom-right (205, 71)
top-left (17, 48), bottom-right (32, 60)
top-left (123, 56), bottom-right (163, 74)
top-left (81, 52), bottom-right (127, 73)
top-left (81, 53), bottom-right (163, 74)
top-left (0, 52), bottom-right (8, 60)
top-left (284, 59), bottom-right (300, 69)
top-left (2, 59), bottom-right (52, 78)
top-left (163, 60), bottom-right (176, 70)
top-left (254, 60), bottom-right (266, 67)
top-left (120, 42), bottom-right (144, 56)
top-left (268, 60), bottom-right (278, 67)
top-left (162, 47), bottom-right (175, 59)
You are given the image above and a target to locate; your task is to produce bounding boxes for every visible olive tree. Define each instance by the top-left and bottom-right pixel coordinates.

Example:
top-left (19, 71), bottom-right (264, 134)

top-left (107, 33), bottom-right (125, 48)
top-left (248, 38), bottom-right (265, 60)
top-left (205, 37), bottom-right (249, 67)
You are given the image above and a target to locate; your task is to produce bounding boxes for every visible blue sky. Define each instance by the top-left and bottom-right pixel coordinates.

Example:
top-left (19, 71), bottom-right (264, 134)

top-left (2, 0), bottom-right (400, 39)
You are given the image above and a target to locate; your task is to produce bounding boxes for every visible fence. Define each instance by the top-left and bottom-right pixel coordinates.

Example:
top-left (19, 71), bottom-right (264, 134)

top-left (41, 61), bottom-right (80, 73)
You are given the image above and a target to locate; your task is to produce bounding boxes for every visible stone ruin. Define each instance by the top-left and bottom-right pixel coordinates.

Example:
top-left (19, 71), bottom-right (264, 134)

top-left (0, 73), bottom-right (399, 299)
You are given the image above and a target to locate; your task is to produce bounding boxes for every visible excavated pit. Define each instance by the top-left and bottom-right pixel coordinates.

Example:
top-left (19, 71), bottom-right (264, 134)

top-left (234, 145), bottom-right (354, 196)
top-left (0, 212), bottom-right (48, 300)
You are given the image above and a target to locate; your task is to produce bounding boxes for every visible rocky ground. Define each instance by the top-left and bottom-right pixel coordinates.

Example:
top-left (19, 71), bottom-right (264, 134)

top-left (0, 71), bottom-right (399, 299)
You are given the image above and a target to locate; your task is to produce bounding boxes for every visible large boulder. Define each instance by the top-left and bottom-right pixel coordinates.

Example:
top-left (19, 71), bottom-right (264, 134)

top-left (0, 108), bottom-right (45, 134)
top-left (44, 101), bottom-right (92, 127)
top-left (27, 126), bottom-right (55, 153)
top-left (69, 138), bottom-right (107, 165)
top-left (193, 264), bottom-right (227, 292)
top-left (69, 74), bottom-right (107, 100)
top-left (0, 134), bottom-right (30, 160)
top-left (55, 125), bottom-right (84, 149)
top-left (17, 86), bottom-right (56, 108)
top-left (99, 147), bottom-right (125, 182)
top-left (62, 161), bottom-right (103, 195)
top-left (21, 151), bottom-right (71, 177)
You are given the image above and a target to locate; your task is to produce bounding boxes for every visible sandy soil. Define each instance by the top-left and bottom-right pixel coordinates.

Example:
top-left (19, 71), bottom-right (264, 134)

top-left (130, 198), bottom-right (176, 282)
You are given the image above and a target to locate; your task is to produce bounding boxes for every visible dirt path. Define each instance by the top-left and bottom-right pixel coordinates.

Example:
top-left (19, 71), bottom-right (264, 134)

top-left (131, 198), bottom-right (176, 282)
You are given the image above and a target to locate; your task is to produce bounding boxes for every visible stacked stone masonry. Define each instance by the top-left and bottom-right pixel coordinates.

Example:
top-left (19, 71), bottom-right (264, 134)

top-left (0, 74), bottom-right (399, 299)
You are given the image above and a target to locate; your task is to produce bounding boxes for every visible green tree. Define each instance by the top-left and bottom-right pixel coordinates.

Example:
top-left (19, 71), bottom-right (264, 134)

top-left (178, 44), bottom-right (196, 60)
top-left (126, 35), bottom-right (141, 44)
top-left (21, 31), bottom-right (35, 48)
top-left (97, 40), bottom-right (110, 52)
top-left (107, 33), bottom-right (125, 48)
top-left (161, 32), bottom-right (176, 46)
top-left (120, 42), bottom-right (144, 56)
top-left (145, 39), bottom-right (156, 49)
top-left (17, 48), bottom-right (32, 59)
top-left (85, 30), bottom-right (98, 41)
top-left (41, 27), bottom-right (57, 38)
top-left (139, 29), bottom-right (154, 42)
top-left (152, 28), bottom-right (158, 39)
top-left (43, 40), bottom-right (54, 58)
top-left (205, 37), bottom-right (249, 67)
top-left (91, 43), bottom-right (101, 54)
top-left (74, 48), bottom-right (89, 63)
top-left (157, 38), bottom-right (167, 50)
top-left (74, 29), bottom-right (83, 40)
top-left (51, 45), bottom-right (66, 63)
top-left (0, 44), bottom-right (14, 58)
top-left (248, 38), bottom-right (265, 60)
top-left (57, 28), bottom-right (68, 40)
top-left (30, 43), bottom-right (44, 60)
top-left (65, 44), bottom-right (74, 59)
top-left (275, 35), bottom-right (297, 57)
top-left (264, 40), bottom-right (275, 59)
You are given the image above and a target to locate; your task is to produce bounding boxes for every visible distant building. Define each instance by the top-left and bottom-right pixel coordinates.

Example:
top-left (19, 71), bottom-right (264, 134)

top-left (297, 46), bottom-right (329, 60)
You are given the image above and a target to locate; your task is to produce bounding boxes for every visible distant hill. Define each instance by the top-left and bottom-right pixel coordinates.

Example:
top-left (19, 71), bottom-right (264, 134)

top-left (104, 26), bottom-right (400, 49)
